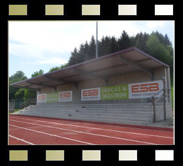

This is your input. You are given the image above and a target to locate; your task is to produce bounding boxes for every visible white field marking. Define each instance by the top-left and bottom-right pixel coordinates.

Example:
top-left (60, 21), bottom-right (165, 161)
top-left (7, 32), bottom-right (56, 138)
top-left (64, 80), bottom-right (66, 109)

top-left (9, 135), bottom-right (35, 145)
top-left (10, 119), bottom-right (158, 145)
top-left (10, 116), bottom-right (173, 139)
top-left (9, 124), bottom-right (95, 145)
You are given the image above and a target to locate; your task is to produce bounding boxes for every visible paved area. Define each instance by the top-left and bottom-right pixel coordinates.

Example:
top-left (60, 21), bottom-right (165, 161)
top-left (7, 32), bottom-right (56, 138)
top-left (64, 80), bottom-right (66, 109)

top-left (145, 118), bottom-right (173, 128)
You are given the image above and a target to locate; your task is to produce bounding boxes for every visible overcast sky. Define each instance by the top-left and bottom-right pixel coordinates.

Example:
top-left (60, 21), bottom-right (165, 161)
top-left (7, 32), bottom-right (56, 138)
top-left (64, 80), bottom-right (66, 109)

top-left (9, 21), bottom-right (174, 78)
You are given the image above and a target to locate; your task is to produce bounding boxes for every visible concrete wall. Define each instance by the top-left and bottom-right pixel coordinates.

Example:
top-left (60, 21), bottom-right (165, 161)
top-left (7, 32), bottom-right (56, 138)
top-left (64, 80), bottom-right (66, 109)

top-left (155, 103), bottom-right (172, 121)
top-left (166, 103), bottom-right (173, 119)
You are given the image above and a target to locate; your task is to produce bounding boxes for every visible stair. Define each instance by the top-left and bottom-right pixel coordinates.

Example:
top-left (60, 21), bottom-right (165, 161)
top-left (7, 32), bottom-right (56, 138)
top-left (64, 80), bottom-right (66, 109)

top-left (15, 103), bottom-right (164, 125)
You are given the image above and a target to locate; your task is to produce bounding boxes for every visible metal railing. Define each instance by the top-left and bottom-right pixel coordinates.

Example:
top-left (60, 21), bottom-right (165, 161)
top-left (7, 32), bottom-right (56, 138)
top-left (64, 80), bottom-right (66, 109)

top-left (19, 99), bottom-right (36, 109)
top-left (9, 101), bottom-right (15, 113)
top-left (152, 89), bottom-right (164, 122)
top-left (152, 88), bottom-right (170, 122)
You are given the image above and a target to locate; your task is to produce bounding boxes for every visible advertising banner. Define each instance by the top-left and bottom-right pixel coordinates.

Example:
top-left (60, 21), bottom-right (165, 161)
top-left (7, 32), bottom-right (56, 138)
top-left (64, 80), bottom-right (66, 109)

top-left (101, 84), bottom-right (128, 100)
top-left (37, 94), bottom-right (46, 103)
top-left (46, 92), bottom-right (59, 102)
top-left (128, 80), bottom-right (163, 99)
top-left (81, 88), bottom-right (100, 101)
top-left (59, 91), bottom-right (72, 102)
top-left (37, 91), bottom-right (73, 103)
top-left (37, 80), bottom-right (164, 103)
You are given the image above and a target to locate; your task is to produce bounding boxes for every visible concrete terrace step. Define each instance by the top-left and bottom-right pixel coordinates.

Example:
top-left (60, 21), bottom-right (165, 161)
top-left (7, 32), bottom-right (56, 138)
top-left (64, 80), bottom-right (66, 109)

top-left (16, 103), bottom-right (163, 126)
top-left (37, 103), bottom-right (161, 108)
top-left (19, 108), bottom-right (154, 116)
top-left (20, 107), bottom-right (155, 115)
top-left (20, 111), bottom-right (153, 123)
top-left (28, 104), bottom-right (156, 110)
top-left (20, 106), bottom-right (153, 114)
top-left (61, 114), bottom-right (153, 122)
top-left (24, 105), bottom-right (154, 110)
top-left (59, 115), bottom-right (150, 125)
top-left (20, 112), bottom-right (153, 125)
top-left (21, 111), bottom-right (153, 119)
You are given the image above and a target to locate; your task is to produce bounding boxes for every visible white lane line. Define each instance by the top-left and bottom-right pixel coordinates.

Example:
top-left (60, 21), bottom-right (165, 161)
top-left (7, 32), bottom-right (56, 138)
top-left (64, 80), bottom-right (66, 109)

top-left (9, 125), bottom-right (43, 131)
top-left (11, 115), bottom-right (172, 133)
top-left (10, 116), bottom-right (173, 139)
top-left (10, 119), bottom-right (158, 145)
top-left (9, 124), bottom-right (94, 145)
top-left (9, 135), bottom-right (35, 145)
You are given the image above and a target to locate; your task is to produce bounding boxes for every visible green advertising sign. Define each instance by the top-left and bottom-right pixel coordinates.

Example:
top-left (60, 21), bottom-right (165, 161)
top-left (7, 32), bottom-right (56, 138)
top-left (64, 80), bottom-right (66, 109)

top-left (101, 84), bottom-right (128, 100)
top-left (46, 92), bottom-right (59, 102)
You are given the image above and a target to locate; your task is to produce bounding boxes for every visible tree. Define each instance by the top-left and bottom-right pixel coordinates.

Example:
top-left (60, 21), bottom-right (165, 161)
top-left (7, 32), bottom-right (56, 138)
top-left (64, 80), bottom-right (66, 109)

top-left (69, 48), bottom-right (80, 66)
top-left (164, 34), bottom-right (172, 46)
top-left (49, 63), bottom-right (69, 72)
top-left (88, 36), bottom-right (96, 59)
top-left (67, 30), bottom-right (173, 82)
top-left (117, 31), bottom-right (132, 50)
top-left (49, 66), bottom-right (61, 72)
top-left (98, 36), bottom-right (112, 56)
top-left (151, 31), bottom-right (172, 46)
top-left (110, 36), bottom-right (119, 53)
top-left (9, 70), bottom-right (26, 82)
top-left (61, 63), bottom-right (69, 69)
top-left (83, 41), bottom-right (90, 61)
top-left (146, 34), bottom-right (172, 66)
top-left (23, 89), bottom-right (37, 101)
top-left (14, 88), bottom-right (25, 100)
top-left (77, 44), bottom-right (86, 62)
top-left (31, 69), bottom-right (44, 77)
top-left (9, 71), bottom-right (27, 100)
top-left (135, 32), bottom-right (149, 52)
top-left (13, 69), bottom-right (44, 101)
top-left (24, 69), bottom-right (44, 100)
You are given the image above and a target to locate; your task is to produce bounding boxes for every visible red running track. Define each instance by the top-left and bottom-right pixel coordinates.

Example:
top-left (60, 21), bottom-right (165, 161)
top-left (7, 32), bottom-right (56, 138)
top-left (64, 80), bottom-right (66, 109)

top-left (9, 114), bottom-right (174, 145)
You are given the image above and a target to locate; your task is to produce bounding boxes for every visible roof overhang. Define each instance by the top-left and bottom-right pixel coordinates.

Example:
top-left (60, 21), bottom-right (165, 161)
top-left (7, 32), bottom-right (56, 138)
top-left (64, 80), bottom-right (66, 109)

top-left (11, 47), bottom-right (169, 91)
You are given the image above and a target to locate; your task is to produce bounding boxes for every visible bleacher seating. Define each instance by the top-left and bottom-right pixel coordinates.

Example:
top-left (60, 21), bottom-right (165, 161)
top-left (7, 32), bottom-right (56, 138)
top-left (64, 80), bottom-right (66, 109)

top-left (13, 102), bottom-right (164, 125)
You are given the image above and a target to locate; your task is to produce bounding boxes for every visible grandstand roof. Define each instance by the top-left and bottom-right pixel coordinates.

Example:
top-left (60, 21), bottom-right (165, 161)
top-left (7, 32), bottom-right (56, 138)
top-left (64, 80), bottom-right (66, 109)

top-left (11, 47), bottom-right (169, 91)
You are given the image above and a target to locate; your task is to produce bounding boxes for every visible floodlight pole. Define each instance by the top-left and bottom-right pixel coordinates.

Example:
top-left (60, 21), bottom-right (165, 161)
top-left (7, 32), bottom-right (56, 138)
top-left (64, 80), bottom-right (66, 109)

top-left (96, 21), bottom-right (98, 58)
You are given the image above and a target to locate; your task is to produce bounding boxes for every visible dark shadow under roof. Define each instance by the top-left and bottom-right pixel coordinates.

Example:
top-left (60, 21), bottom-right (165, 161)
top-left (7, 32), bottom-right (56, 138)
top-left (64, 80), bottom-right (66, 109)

top-left (11, 47), bottom-right (169, 91)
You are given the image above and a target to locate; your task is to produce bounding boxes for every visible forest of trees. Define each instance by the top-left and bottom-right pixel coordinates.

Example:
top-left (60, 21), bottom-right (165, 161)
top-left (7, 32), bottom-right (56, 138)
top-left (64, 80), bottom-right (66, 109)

top-left (9, 30), bottom-right (173, 102)
top-left (9, 69), bottom-right (44, 101)
top-left (68, 31), bottom-right (173, 70)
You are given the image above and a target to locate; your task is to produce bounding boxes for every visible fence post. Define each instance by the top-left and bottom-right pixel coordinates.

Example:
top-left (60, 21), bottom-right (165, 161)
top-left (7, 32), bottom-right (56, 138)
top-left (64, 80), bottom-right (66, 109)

top-left (163, 78), bottom-right (166, 120)
top-left (152, 97), bottom-right (156, 122)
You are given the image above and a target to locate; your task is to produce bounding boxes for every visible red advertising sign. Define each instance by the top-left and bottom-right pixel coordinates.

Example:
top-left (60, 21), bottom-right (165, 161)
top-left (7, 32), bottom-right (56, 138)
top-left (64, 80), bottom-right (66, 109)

top-left (129, 80), bottom-right (163, 99)
top-left (59, 91), bottom-right (72, 102)
top-left (37, 94), bottom-right (46, 103)
top-left (81, 88), bottom-right (100, 101)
